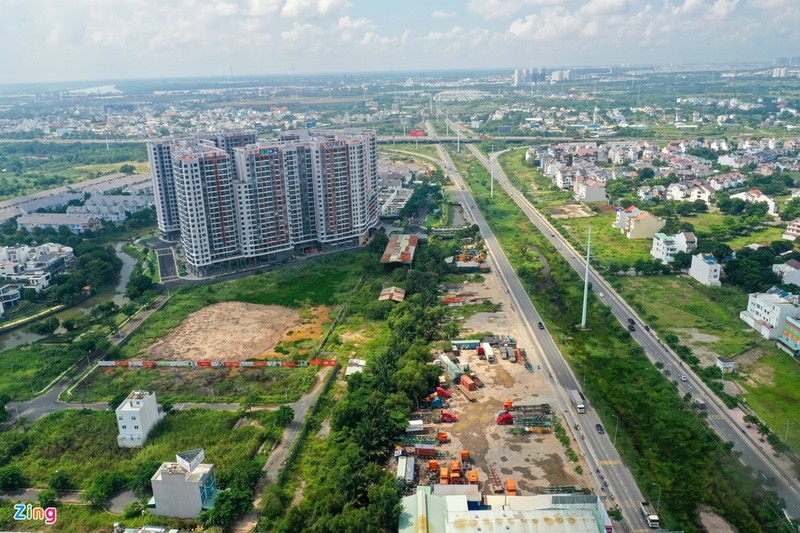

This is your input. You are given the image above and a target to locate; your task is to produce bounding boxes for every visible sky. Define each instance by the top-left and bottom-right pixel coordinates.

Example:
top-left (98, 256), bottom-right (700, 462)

top-left (2, 0), bottom-right (799, 85)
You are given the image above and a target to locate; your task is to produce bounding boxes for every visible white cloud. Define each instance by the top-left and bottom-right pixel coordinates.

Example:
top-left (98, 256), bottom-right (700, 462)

top-left (281, 0), bottom-right (351, 19)
top-left (432, 10), bottom-right (455, 19)
top-left (710, 0), bottom-right (739, 18)
top-left (280, 21), bottom-right (324, 46)
top-left (248, 0), bottom-right (282, 17)
top-left (672, 0), bottom-right (705, 16)
top-left (337, 16), bottom-right (373, 30)
top-left (581, 0), bottom-right (629, 16)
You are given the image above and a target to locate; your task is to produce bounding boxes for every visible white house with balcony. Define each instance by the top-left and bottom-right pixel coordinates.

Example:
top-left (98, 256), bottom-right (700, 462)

top-left (772, 259), bottom-right (800, 286)
top-left (149, 449), bottom-right (219, 519)
top-left (688, 253), bottom-right (722, 286)
top-left (650, 232), bottom-right (698, 264)
top-left (116, 390), bottom-right (164, 448)
top-left (740, 287), bottom-right (800, 339)
top-left (730, 189), bottom-right (779, 217)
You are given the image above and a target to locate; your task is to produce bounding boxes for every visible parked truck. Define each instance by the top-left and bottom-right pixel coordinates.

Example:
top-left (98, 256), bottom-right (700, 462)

top-left (639, 501), bottom-right (660, 528)
top-left (481, 342), bottom-right (495, 363)
top-left (569, 390), bottom-right (586, 414)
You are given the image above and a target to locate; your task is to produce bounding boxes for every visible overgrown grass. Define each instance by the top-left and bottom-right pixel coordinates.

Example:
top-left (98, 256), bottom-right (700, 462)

top-left (4, 408), bottom-right (280, 489)
top-left (739, 353), bottom-right (800, 452)
top-left (69, 366), bottom-right (319, 404)
top-left (0, 502), bottom-right (189, 533)
top-left (0, 344), bottom-right (85, 400)
top-left (381, 143), bottom-right (440, 160)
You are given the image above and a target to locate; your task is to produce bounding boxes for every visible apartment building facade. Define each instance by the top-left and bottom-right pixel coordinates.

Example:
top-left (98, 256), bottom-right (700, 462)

top-left (149, 129), bottom-right (379, 277)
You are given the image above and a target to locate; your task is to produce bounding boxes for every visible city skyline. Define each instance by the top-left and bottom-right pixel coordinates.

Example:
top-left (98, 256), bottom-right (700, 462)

top-left (2, 0), bottom-right (799, 85)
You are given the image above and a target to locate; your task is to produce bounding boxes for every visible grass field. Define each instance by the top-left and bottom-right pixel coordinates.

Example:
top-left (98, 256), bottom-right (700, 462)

top-left (4, 408), bottom-right (279, 489)
top-left (613, 276), bottom-right (753, 357)
top-left (73, 162), bottom-right (150, 175)
top-left (0, 502), bottom-right (189, 533)
top-left (739, 353), bottom-right (800, 452)
top-left (69, 365), bottom-right (319, 404)
top-left (381, 143), bottom-right (440, 161)
top-left (0, 344), bottom-right (85, 400)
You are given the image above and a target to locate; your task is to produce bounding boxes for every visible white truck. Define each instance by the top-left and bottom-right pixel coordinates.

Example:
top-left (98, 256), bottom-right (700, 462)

top-left (569, 389), bottom-right (585, 414)
top-left (639, 501), bottom-right (660, 528)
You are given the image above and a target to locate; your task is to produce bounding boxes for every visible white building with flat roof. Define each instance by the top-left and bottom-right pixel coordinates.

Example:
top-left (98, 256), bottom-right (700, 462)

top-left (688, 253), bottom-right (722, 286)
top-left (149, 449), bottom-right (219, 519)
top-left (116, 391), bottom-right (163, 448)
top-left (740, 287), bottom-right (800, 339)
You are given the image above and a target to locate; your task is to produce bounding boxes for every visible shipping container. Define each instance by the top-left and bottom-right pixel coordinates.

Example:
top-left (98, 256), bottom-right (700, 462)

top-left (410, 129), bottom-right (426, 137)
top-left (405, 457), bottom-right (416, 487)
top-left (415, 443), bottom-right (436, 457)
top-left (460, 375), bottom-right (476, 391)
top-left (396, 457), bottom-right (407, 483)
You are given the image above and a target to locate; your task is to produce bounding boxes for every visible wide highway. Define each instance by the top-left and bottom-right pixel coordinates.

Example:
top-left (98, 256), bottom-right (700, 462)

top-left (437, 144), bottom-right (651, 533)
top-left (465, 143), bottom-right (800, 522)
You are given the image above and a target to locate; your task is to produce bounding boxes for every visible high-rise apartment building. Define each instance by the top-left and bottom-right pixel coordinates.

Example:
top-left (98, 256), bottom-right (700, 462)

top-left (148, 129), bottom-right (379, 277)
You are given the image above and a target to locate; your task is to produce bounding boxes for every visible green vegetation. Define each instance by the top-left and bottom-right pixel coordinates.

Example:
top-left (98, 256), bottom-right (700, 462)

top-left (70, 366), bottom-right (319, 404)
top-left (382, 143), bottom-right (440, 160)
top-left (454, 145), bottom-right (790, 532)
top-left (0, 142), bottom-right (148, 200)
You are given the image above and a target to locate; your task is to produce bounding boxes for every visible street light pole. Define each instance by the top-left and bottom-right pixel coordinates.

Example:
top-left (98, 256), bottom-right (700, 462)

top-left (613, 414), bottom-right (619, 445)
top-left (651, 482), bottom-right (662, 514)
top-left (786, 420), bottom-right (793, 444)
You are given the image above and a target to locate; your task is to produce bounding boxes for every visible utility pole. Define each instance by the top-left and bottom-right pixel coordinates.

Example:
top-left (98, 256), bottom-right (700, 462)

top-left (580, 227), bottom-right (592, 328)
top-left (613, 414), bottom-right (619, 445)
top-left (651, 482), bottom-right (662, 514)
top-left (786, 420), bottom-right (793, 444)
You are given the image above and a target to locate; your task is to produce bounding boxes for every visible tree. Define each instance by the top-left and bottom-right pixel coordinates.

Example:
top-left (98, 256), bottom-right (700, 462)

top-left (276, 405), bottom-right (294, 427)
top-left (38, 489), bottom-right (57, 508)
top-left (125, 273), bottom-right (153, 299)
top-left (49, 470), bottom-right (70, 492)
top-left (128, 461), bottom-right (161, 496)
top-left (0, 465), bottom-right (24, 490)
top-left (199, 488), bottom-right (253, 529)
top-left (119, 164), bottom-right (136, 174)
top-left (27, 317), bottom-right (60, 336)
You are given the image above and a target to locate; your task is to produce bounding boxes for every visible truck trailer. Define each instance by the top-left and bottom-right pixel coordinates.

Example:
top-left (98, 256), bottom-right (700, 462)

top-left (639, 501), bottom-right (660, 528)
top-left (569, 390), bottom-right (585, 414)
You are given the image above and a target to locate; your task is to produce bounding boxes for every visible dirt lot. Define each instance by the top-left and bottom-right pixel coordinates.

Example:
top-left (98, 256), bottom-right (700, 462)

top-left (146, 302), bottom-right (302, 361)
top-left (550, 204), bottom-right (594, 219)
top-left (427, 271), bottom-right (585, 495)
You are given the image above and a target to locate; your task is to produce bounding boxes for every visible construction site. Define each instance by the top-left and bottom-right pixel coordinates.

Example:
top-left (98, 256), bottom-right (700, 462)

top-left (390, 270), bottom-right (587, 501)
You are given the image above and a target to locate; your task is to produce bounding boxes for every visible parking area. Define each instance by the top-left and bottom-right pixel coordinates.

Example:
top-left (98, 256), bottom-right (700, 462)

top-left (156, 248), bottom-right (178, 281)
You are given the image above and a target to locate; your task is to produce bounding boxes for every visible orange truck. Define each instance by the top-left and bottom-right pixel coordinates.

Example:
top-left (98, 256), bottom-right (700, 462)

top-left (439, 467), bottom-right (449, 484)
top-left (467, 470), bottom-right (479, 485)
top-left (505, 479), bottom-right (517, 496)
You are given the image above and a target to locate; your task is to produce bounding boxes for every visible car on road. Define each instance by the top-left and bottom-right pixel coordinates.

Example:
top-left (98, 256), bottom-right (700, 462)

top-left (537, 322), bottom-right (545, 330)
top-left (598, 292), bottom-right (604, 298)
top-left (628, 324), bottom-right (636, 332)
top-left (680, 374), bottom-right (688, 382)
top-left (579, 391), bottom-right (586, 401)
top-left (596, 424), bottom-right (605, 434)
top-left (644, 324), bottom-right (650, 331)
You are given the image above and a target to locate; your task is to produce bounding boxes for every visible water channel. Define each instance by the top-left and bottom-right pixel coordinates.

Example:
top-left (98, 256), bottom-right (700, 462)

top-left (0, 241), bottom-right (137, 351)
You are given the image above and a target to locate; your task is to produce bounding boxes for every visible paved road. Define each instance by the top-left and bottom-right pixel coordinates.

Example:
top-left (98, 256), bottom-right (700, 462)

top-left (438, 144), bottom-right (641, 532)
top-left (465, 143), bottom-right (800, 521)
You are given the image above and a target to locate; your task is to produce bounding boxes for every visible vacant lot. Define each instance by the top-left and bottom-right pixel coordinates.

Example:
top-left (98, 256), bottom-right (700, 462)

top-left (146, 302), bottom-right (301, 361)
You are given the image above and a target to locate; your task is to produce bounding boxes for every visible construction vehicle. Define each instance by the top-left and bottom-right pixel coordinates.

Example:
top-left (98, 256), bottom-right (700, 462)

top-left (505, 479), bottom-right (518, 497)
top-left (467, 470), bottom-right (479, 485)
top-left (496, 411), bottom-right (514, 425)
top-left (441, 411), bottom-right (458, 423)
top-left (437, 429), bottom-right (450, 444)
top-left (639, 501), bottom-right (660, 528)
top-left (436, 386), bottom-right (452, 399)
top-left (424, 393), bottom-right (444, 409)
top-left (449, 470), bottom-right (462, 484)
top-left (460, 450), bottom-right (471, 469)
top-left (427, 460), bottom-right (439, 482)
top-left (450, 460), bottom-right (462, 474)
top-left (439, 466), bottom-right (449, 485)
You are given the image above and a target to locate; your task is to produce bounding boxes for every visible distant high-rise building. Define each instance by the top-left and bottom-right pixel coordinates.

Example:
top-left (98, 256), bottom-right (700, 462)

top-left (513, 67), bottom-right (547, 87)
top-left (148, 129), bottom-right (379, 277)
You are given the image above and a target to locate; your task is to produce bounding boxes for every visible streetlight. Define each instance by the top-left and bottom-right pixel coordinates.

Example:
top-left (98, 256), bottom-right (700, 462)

top-left (612, 414), bottom-right (619, 445)
top-left (650, 482), bottom-right (662, 514)
top-left (786, 420), bottom-right (794, 444)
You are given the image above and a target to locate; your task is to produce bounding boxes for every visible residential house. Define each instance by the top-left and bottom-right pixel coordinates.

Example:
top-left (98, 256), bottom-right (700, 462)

top-left (612, 206), bottom-right (640, 230)
top-left (650, 232), bottom-right (697, 264)
top-left (783, 217), bottom-right (800, 241)
top-left (730, 189), bottom-right (779, 217)
top-left (16, 213), bottom-right (102, 234)
top-left (772, 259), bottom-right (800, 286)
top-left (740, 287), bottom-right (800, 339)
top-left (707, 172), bottom-right (745, 191)
top-left (716, 357), bottom-right (735, 374)
top-left (116, 390), bottom-right (164, 448)
top-left (555, 166), bottom-right (578, 190)
top-left (624, 210), bottom-right (666, 239)
top-left (0, 284), bottom-right (21, 317)
top-left (573, 176), bottom-right (606, 203)
top-left (688, 253), bottom-right (722, 286)
top-left (150, 449), bottom-right (218, 519)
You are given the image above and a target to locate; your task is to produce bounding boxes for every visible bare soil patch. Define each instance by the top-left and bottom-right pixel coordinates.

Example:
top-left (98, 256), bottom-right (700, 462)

top-left (673, 327), bottom-right (723, 366)
top-left (698, 505), bottom-right (738, 533)
top-left (550, 204), bottom-right (594, 219)
top-left (146, 302), bottom-right (302, 361)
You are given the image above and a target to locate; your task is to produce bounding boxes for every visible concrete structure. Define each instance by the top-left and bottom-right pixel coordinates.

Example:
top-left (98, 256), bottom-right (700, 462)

top-left (689, 253), bottom-right (722, 286)
top-left (378, 286), bottom-right (406, 302)
top-left (622, 210), bottom-right (665, 239)
top-left (778, 314), bottom-right (800, 358)
top-left (116, 391), bottom-right (163, 448)
top-left (16, 213), bottom-right (101, 234)
top-left (612, 205), bottom-right (639, 230)
top-left (716, 357), bottom-right (735, 374)
top-left (149, 449), bottom-right (218, 519)
top-left (740, 287), bottom-right (800, 339)
top-left (0, 284), bottom-right (21, 317)
top-left (572, 176), bottom-right (606, 202)
top-left (149, 129), bottom-right (379, 276)
top-left (782, 217), bottom-right (800, 241)
top-left (67, 194), bottom-right (155, 222)
top-left (399, 489), bottom-right (614, 533)
top-left (773, 259), bottom-right (800, 286)
top-left (0, 243), bottom-right (74, 292)
top-left (649, 231), bottom-right (699, 264)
